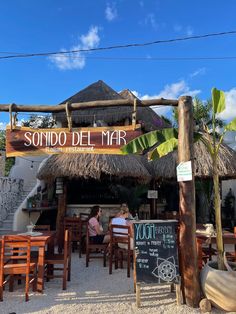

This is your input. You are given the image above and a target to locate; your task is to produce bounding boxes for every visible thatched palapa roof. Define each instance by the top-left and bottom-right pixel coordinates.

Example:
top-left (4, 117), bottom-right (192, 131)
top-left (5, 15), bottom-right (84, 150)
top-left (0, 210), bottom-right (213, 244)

top-left (37, 154), bottom-right (151, 183)
top-left (38, 81), bottom-right (169, 183)
top-left (152, 140), bottom-right (236, 179)
top-left (54, 80), bottom-right (169, 131)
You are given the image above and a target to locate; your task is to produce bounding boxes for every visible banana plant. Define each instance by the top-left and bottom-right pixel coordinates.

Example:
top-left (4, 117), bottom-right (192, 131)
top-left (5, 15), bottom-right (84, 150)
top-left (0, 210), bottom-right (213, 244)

top-left (121, 88), bottom-right (236, 270)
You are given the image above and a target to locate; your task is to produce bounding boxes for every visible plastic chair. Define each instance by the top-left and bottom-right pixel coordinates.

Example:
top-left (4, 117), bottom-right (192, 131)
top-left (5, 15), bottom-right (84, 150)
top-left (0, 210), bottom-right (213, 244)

top-left (0, 235), bottom-right (37, 301)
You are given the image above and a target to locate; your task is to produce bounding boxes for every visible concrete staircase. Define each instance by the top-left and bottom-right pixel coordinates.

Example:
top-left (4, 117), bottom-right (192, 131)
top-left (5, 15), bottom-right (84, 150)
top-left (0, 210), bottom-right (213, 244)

top-left (0, 181), bottom-right (36, 235)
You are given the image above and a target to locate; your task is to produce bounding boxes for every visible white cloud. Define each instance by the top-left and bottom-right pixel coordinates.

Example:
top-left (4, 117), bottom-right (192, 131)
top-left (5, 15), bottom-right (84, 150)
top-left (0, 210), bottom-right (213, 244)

top-left (80, 26), bottom-right (100, 49)
top-left (49, 26), bottom-right (100, 70)
top-left (49, 49), bottom-right (86, 70)
top-left (190, 67), bottom-right (206, 78)
top-left (186, 26), bottom-right (193, 36)
top-left (173, 24), bottom-right (194, 36)
top-left (173, 24), bottom-right (182, 32)
top-left (143, 80), bottom-right (201, 99)
top-left (0, 122), bottom-right (7, 130)
top-left (105, 3), bottom-right (117, 21)
top-left (132, 80), bottom-right (201, 116)
top-left (144, 13), bottom-right (159, 30)
top-left (218, 88), bottom-right (236, 120)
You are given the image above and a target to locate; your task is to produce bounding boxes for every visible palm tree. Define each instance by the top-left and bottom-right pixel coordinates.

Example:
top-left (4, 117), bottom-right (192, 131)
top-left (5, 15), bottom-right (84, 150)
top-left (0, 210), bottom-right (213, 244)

top-left (173, 97), bottom-right (225, 132)
top-left (121, 88), bottom-right (236, 270)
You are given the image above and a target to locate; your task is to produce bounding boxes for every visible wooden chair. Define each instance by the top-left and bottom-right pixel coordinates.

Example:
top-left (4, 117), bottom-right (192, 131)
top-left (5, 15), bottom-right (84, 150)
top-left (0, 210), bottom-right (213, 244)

top-left (225, 226), bottom-right (236, 262)
top-left (196, 238), bottom-right (207, 270)
top-left (64, 217), bottom-right (83, 258)
top-left (196, 224), bottom-right (217, 263)
top-left (109, 224), bottom-right (133, 277)
top-left (0, 235), bottom-right (37, 302)
top-left (45, 229), bottom-right (71, 290)
top-left (79, 213), bottom-right (90, 221)
top-left (33, 225), bottom-right (50, 232)
top-left (31, 225), bottom-right (51, 261)
top-left (79, 214), bottom-right (90, 245)
top-left (85, 222), bottom-right (108, 267)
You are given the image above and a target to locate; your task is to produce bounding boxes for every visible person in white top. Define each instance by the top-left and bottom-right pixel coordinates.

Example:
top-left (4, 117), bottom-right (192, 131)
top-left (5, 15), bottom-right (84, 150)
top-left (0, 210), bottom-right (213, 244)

top-left (111, 204), bottom-right (134, 250)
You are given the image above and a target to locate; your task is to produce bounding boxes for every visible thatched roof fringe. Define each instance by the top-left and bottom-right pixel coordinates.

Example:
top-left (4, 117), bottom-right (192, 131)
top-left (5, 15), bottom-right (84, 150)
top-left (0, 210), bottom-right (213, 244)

top-left (37, 153), bottom-right (152, 184)
top-left (152, 141), bottom-right (236, 179)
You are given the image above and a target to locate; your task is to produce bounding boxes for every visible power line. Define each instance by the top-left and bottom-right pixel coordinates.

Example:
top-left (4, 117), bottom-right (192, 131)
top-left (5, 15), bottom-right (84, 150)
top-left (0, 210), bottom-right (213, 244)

top-left (0, 30), bottom-right (236, 60)
top-left (54, 55), bottom-right (236, 61)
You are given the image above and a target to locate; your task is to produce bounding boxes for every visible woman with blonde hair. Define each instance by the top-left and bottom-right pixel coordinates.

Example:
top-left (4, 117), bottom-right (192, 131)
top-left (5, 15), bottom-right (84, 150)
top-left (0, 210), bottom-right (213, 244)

top-left (111, 203), bottom-right (134, 249)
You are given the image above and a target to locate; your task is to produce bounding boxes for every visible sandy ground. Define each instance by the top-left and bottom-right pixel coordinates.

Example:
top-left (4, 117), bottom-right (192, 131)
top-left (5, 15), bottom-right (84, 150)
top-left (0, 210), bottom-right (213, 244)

top-left (0, 253), bottom-right (225, 314)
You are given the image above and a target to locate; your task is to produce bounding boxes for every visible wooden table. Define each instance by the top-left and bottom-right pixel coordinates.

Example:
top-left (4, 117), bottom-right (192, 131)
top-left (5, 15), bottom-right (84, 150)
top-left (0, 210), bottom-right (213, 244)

top-left (196, 231), bottom-right (236, 245)
top-left (196, 231), bottom-right (236, 268)
top-left (1, 231), bottom-right (56, 293)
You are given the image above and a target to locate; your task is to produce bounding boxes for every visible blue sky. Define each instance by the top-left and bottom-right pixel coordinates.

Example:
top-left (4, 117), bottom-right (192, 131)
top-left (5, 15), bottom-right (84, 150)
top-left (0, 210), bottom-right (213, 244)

top-left (1, 0), bottom-right (236, 128)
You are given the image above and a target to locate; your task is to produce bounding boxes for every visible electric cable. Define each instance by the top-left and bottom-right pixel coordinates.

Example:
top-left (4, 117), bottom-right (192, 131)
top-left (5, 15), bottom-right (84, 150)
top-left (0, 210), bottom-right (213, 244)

top-left (0, 30), bottom-right (235, 60)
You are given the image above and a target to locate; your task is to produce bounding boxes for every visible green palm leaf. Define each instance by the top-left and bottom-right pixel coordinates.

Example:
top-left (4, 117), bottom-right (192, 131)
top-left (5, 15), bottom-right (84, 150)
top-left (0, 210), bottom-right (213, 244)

top-left (225, 117), bottom-right (236, 131)
top-left (148, 137), bottom-right (178, 160)
top-left (121, 128), bottom-right (178, 155)
top-left (212, 87), bottom-right (225, 114)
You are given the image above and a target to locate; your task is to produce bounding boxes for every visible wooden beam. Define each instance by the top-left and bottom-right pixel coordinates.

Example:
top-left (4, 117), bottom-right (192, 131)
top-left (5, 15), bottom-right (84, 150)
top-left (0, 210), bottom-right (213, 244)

top-left (132, 98), bottom-right (137, 130)
top-left (0, 98), bottom-right (178, 113)
top-left (178, 96), bottom-right (200, 307)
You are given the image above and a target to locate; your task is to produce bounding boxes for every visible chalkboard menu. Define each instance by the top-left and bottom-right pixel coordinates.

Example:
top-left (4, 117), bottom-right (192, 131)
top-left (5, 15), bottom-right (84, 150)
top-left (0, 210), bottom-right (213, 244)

top-left (134, 220), bottom-right (179, 284)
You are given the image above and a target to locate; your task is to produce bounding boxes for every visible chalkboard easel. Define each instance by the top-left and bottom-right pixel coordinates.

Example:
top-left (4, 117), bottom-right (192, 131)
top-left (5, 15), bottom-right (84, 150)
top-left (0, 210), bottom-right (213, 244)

top-left (133, 220), bottom-right (182, 307)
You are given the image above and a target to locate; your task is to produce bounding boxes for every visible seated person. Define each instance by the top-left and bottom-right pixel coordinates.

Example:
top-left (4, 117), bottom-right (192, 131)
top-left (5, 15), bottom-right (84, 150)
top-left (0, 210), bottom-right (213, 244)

top-left (88, 205), bottom-right (110, 244)
top-left (111, 204), bottom-right (134, 250)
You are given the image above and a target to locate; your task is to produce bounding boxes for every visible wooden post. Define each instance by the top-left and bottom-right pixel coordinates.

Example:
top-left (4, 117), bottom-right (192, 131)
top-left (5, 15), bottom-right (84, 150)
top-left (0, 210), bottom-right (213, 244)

top-left (136, 283), bottom-right (141, 308)
top-left (132, 98), bottom-right (137, 129)
top-left (65, 102), bottom-right (72, 132)
top-left (175, 280), bottom-right (182, 306)
top-left (178, 96), bottom-right (200, 307)
top-left (56, 181), bottom-right (67, 253)
top-left (150, 179), bottom-right (156, 219)
top-left (9, 103), bottom-right (14, 131)
top-left (133, 246), bottom-right (138, 292)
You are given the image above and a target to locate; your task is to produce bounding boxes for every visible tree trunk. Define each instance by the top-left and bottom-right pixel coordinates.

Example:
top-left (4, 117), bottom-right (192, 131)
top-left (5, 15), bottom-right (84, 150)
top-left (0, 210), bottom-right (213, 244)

top-left (213, 157), bottom-right (225, 270)
top-left (178, 96), bottom-right (201, 307)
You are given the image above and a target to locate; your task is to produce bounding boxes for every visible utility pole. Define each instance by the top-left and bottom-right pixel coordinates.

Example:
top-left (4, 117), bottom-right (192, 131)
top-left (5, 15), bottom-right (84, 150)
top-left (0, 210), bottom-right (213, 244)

top-left (178, 96), bottom-right (201, 307)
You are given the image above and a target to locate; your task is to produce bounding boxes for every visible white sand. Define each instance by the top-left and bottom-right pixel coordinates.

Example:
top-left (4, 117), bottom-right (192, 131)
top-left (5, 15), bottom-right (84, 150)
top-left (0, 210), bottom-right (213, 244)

top-left (1, 253), bottom-right (224, 314)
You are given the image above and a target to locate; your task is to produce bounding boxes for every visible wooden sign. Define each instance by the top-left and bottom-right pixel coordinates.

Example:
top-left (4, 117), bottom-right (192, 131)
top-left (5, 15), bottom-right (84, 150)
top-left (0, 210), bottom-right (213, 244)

top-left (134, 220), bottom-right (179, 284)
top-left (6, 125), bottom-right (142, 157)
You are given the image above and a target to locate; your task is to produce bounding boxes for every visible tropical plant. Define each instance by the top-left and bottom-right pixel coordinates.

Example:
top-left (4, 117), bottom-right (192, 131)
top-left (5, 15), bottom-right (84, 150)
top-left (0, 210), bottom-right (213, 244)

top-left (0, 130), bottom-right (15, 176)
top-left (173, 97), bottom-right (225, 132)
top-left (121, 88), bottom-right (236, 270)
top-left (22, 114), bottom-right (55, 128)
